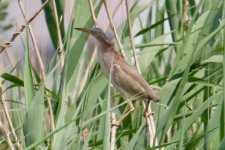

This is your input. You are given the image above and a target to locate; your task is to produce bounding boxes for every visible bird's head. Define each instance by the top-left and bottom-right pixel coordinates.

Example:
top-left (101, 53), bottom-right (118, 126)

top-left (75, 27), bottom-right (112, 46)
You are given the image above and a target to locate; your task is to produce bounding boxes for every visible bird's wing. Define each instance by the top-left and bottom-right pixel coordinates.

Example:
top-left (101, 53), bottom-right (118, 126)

top-left (102, 50), bottom-right (159, 101)
top-left (104, 50), bottom-right (149, 96)
top-left (113, 64), bottom-right (146, 97)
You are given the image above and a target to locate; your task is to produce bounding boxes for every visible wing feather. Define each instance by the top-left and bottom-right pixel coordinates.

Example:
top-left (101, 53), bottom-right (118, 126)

top-left (102, 48), bottom-right (159, 101)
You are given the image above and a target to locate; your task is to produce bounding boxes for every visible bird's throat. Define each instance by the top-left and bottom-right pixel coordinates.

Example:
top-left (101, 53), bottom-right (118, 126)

top-left (95, 40), bottom-right (114, 78)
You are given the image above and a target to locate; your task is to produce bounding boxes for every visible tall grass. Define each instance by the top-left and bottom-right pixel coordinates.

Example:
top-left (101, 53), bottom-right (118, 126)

top-left (0, 0), bottom-right (225, 149)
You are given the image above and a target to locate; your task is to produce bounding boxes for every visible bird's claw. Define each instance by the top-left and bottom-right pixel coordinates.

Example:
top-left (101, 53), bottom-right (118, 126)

top-left (144, 112), bottom-right (155, 118)
top-left (112, 120), bottom-right (120, 126)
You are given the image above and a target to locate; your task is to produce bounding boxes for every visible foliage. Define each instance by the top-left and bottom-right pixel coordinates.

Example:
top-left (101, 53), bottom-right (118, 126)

top-left (0, 1), bottom-right (12, 33)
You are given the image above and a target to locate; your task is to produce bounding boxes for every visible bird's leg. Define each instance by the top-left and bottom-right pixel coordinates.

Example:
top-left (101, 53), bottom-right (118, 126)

top-left (111, 114), bottom-right (120, 126)
top-left (117, 101), bottom-right (134, 124)
top-left (144, 100), bottom-right (154, 118)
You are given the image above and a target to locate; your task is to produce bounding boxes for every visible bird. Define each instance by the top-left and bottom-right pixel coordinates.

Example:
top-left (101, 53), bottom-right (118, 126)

top-left (75, 27), bottom-right (159, 105)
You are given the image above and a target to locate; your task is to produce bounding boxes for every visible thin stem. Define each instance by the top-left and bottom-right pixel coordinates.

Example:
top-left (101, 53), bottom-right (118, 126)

top-left (0, 82), bottom-right (21, 149)
top-left (183, 0), bottom-right (189, 32)
top-left (18, 0), bottom-right (55, 132)
top-left (103, 0), bottom-right (127, 60)
top-left (111, 112), bottom-right (118, 150)
top-left (0, 121), bottom-right (14, 150)
top-left (77, 48), bottom-right (97, 96)
top-left (125, 0), bottom-right (158, 147)
top-left (88, 0), bottom-right (98, 26)
top-left (75, 0), bottom-right (98, 98)
top-left (0, 0), bottom-right (50, 53)
top-left (221, 0), bottom-right (225, 140)
top-left (18, 0), bottom-right (45, 81)
top-left (125, 0), bottom-right (140, 71)
top-left (52, 0), bottom-right (64, 68)
top-left (105, 0), bottom-right (124, 30)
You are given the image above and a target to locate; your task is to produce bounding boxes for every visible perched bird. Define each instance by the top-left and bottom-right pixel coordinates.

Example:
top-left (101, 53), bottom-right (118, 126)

top-left (75, 27), bottom-right (159, 104)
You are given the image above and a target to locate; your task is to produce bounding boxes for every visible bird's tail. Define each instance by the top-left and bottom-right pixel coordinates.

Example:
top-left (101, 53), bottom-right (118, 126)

top-left (147, 90), bottom-right (160, 102)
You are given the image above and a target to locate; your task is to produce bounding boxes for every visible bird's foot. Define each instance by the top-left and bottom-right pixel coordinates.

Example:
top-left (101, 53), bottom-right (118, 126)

top-left (128, 102), bottom-right (135, 112)
top-left (144, 111), bottom-right (155, 118)
top-left (112, 120), bottom-right (120, 127)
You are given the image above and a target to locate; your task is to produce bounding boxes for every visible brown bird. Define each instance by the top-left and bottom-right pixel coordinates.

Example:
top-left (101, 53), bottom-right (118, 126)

top-left (75, 27), bottom-right (159, 104)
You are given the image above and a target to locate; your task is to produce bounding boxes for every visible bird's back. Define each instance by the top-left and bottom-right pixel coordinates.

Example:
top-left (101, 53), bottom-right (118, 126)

top-left (101, 46), bottom-right (159, 102)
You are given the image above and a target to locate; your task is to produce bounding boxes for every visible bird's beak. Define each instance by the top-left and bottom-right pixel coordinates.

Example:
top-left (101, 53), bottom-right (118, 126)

top-left (75, 27), bottom-right (95, 36)
top-left (75, 27), bottom-right (112, 45)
